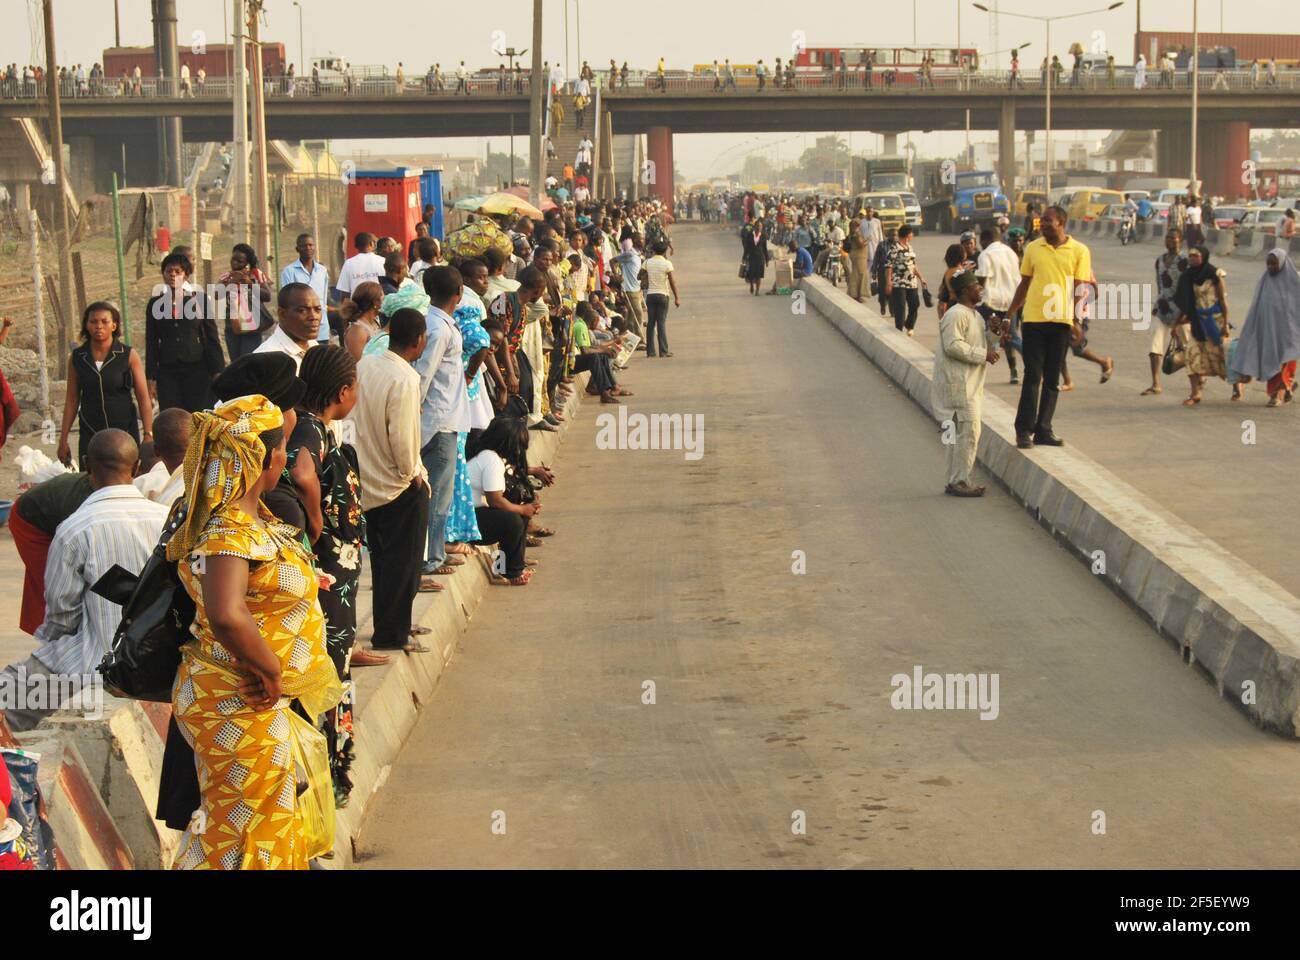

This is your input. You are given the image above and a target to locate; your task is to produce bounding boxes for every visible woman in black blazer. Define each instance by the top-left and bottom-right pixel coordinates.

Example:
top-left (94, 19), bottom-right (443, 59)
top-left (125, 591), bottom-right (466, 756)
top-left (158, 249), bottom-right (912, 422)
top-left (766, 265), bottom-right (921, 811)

top-left (145, 250), bottom-right (225, 412)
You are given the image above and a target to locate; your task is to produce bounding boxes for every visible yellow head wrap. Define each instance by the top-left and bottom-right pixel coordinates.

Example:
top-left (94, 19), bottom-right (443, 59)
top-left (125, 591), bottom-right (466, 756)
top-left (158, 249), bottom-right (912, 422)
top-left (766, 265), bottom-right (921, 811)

top-left (166, 394), bottom-right (284, 561)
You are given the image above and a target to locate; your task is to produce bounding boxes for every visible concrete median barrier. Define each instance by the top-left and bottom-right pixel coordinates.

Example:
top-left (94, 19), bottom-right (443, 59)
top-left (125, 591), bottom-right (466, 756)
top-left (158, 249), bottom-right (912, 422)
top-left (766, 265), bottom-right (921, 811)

top-left (1207, 227), bottom-right (1235, 257)
top-left (1103, 220), bottom-right (1118, 237)
top-left (1133, 222), bottom-right (1150, 242)
top-left (1236, 229), bottom-right (1265, 258)
top-left (803, 275), bottom-right (1300, 737)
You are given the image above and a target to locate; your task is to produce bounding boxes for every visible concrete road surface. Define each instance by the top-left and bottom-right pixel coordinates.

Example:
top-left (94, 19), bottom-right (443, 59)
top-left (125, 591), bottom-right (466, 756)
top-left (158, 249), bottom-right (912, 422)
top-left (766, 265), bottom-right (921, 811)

top-left (906, 229), bottom-right (1300, 599)
top-left (358, 224), bottom-right (1300, 869)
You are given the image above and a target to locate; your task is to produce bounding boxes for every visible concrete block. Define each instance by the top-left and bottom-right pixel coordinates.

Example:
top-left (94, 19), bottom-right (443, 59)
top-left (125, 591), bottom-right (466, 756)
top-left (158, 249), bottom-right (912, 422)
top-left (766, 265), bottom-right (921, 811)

top-left (13, 729), bottom-right (134, 870)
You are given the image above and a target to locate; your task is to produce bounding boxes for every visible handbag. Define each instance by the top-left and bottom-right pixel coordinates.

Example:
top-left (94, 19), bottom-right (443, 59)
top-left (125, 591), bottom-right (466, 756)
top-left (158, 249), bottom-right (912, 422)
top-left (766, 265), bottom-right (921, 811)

top-left (96, 535), bottom-right (195, 703)
top-left (737, 260), bottom-right (747, 280)
top-left (1162, 327), bottom-right (1186, 375)
top-left (921, 286), bottom-right (934, 309)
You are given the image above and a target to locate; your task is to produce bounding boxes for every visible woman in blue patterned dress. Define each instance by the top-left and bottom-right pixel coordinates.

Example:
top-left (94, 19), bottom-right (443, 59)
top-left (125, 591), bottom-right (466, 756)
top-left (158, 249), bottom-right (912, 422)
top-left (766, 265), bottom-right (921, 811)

top-left (445, 259), bottom-right (500, 549)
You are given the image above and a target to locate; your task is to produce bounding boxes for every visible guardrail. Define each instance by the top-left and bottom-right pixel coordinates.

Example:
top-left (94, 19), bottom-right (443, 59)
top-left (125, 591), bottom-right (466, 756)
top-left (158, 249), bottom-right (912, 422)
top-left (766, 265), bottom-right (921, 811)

top-left (2, 66), bottom-right (1296, 102)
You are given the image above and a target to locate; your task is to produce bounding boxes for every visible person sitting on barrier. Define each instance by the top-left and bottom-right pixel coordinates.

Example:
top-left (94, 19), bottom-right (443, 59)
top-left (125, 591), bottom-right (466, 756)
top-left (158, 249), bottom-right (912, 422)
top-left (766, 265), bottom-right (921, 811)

top-left (466, 417), bottom-right (536, 586)
top-left (790, 241), bottom-right (814, 281)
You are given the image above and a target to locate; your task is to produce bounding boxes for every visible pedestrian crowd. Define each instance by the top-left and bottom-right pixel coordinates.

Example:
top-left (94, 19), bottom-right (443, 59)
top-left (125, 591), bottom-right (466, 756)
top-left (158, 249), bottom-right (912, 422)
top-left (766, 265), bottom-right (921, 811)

top-left (711, 186), bottom-right (1300, 499)
top-left (1, 184), bottom-right (684, 868)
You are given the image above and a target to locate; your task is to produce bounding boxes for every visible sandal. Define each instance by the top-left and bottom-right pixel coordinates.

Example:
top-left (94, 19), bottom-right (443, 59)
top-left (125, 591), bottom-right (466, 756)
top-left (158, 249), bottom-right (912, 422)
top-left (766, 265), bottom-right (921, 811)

top-left (409, 625), bottom-right (433, 636)
top-left (1140, 385), bottom-right (1161, 396)
top-left (526, 536), bottom-right (543, 547)
top-left (445, 543), bottom-right (474, 555)
top-left (418, 577), bottom-right (445, 592)
top-left (505, 569), bottom-right (535, 586)
top-left (350, 649), bottom-right (391, 667)
top-left (1182, 395), bottom-right (1202, 406)
top-left (600, 394), bottom-right (621, 403)
top-left (425, 565), bottom-right (459, 575)
top-left (614, 388), bottom-right (634, 396)
top-left (438, 555), bottom-right (465, 567)
top-left (529, 526), bottom-right (556, 537)
top-left (1100, 358), bottom-right (1114, 383)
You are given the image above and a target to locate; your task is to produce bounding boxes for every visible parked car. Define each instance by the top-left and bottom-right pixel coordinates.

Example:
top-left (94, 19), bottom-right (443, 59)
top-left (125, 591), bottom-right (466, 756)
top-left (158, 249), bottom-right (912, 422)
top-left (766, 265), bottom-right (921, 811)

top-left (1099, 203), bottom-right (1129, 224)
top-left (898, 191), bottom-right (923, 229)
top-left (1068, 188), bottom-right (1127, 221)
top-left (1238, 207), bottom-right (1289, 234)
top-left (1211, 205), bottom-right (1248, 231)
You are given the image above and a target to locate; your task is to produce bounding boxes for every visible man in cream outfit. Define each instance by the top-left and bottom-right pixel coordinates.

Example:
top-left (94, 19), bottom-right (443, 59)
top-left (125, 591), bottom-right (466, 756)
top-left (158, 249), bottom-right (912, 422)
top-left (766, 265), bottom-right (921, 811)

top-left (932, 270), bottom-right (1000, 498)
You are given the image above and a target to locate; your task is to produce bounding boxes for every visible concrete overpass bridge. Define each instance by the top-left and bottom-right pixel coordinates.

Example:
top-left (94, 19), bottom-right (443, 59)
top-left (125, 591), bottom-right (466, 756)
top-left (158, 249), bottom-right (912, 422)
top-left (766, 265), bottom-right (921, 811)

top-left (3, 76), bottom-right (1297, 199)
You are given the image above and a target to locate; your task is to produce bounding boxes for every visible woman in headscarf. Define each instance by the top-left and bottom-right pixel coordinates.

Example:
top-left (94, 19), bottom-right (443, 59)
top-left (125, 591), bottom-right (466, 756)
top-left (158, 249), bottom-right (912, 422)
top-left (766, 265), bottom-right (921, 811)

top-left (1172, 245), bottom-right (1230, 406)
top-left (364, 282), bottom-right (431, 359)
top-left (167, 394), bottom-right (342, 869)
top-left (1227, 249), bottom-right (1300, 406)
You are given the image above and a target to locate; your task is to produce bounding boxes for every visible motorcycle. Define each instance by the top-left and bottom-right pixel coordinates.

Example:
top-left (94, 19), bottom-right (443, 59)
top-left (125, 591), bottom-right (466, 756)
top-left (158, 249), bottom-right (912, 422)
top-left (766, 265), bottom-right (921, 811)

top-left (1118, 212), bottom-right (1136, 246)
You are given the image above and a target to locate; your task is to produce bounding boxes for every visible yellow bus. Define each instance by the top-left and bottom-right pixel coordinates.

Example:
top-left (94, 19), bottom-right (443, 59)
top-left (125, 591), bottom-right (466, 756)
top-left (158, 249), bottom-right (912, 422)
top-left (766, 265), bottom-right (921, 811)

top-left (692, 63), bottom-right (761, 88)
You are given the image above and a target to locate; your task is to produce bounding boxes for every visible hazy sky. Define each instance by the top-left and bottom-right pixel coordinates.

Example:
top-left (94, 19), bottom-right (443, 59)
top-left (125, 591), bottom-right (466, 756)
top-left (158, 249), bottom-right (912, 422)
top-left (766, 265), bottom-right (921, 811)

top-left (6, 0), bottom-right (1293, 179)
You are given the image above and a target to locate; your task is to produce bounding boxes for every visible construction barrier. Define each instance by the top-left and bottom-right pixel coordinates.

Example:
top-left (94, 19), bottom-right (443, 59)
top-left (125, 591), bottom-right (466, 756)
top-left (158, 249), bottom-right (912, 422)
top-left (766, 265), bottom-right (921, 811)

top-left (1207, 227), bottom-right (1235, 257)
top-left (1236, 229), bottom-right (1266, 258)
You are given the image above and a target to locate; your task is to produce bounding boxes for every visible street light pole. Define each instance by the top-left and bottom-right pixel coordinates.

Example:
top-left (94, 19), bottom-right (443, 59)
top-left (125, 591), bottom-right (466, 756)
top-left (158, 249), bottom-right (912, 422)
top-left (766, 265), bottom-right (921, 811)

top-left (42, 0), bottom-right (74, 360)
top-left (1191, 0), bottom-right (1199, 186)
top-left (529, 0), bottom-right (543, 210)
top-left (1045, 17), bottom-right (1052, 192)
top-left (293, 1), bottom-right (304, 73)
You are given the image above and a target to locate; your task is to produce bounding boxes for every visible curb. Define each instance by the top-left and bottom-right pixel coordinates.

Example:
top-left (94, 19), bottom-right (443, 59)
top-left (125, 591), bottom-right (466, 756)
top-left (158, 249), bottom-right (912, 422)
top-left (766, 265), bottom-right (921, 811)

top-left (803, 276), bottom-right (1300, 736)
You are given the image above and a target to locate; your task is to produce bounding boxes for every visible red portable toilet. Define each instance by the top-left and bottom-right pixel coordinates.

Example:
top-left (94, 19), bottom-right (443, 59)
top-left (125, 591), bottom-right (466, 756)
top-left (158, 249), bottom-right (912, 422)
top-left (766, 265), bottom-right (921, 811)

top-left (346, 169), bottom-right (422, 254)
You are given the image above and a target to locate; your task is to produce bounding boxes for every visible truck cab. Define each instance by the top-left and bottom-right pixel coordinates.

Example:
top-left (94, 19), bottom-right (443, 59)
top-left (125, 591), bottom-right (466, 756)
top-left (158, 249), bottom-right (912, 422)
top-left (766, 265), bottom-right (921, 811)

top-left (949, 171), bottom-right (1009, 234)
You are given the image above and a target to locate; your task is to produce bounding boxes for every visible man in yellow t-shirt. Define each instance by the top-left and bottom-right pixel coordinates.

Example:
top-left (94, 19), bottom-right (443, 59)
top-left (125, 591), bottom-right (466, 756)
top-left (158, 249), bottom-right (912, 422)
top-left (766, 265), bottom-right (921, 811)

top-left (1005, 205), bottom-right (1093, 448)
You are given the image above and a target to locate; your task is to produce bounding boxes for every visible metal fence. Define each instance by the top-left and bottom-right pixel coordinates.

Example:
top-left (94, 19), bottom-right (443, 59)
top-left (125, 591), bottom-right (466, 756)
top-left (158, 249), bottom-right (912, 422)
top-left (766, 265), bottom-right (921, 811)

top-left (2, 67), bottom-right (1297, 101)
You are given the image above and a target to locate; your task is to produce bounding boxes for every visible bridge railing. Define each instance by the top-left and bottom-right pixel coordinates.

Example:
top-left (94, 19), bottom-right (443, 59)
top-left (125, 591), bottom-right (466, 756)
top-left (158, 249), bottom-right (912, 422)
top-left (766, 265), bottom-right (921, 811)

top-left (1, 66), bottom-right (1295, 101)
top-left (0, 73), bottom-right (536, 100)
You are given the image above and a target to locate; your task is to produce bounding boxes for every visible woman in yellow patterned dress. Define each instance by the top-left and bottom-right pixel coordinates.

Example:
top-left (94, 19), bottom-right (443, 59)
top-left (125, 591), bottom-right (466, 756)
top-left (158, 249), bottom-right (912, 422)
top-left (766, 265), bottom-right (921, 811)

top-left (167, 394), bottom-right (341, 870)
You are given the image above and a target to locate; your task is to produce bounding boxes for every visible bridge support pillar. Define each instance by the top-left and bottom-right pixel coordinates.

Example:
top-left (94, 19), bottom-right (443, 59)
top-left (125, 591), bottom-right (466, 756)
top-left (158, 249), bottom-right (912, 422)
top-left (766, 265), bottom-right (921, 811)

top-left (89, 130), bottom-right (166, 194)
top-left (646, 125), bottom-right (674, 207)
top-left (882, 132), bottom-right (899, 155)
top-left (998, 98), bottom-right (1017, 197)
top-left (1157, 120), bottom-right (1250, 201)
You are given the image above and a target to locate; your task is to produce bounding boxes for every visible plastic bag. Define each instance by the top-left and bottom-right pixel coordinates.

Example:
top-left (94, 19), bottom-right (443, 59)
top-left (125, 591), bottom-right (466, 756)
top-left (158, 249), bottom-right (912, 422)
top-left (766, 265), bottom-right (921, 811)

top-left (287, 711), bottom-right (335, 861)
top-left (14, 445), bottom-right (73, 490)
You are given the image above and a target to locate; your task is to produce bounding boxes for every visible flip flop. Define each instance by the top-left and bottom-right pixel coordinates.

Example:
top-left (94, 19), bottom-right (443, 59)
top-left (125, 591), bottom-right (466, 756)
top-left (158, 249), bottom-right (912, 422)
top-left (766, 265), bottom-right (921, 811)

top-left (445, 543), bottom-right (474, 555)
top-left (529, 526), bottom-right (556, 537)
top-left (350, 649), bottom-right (391, 667)
top-left (1140, 386), bottom-right (1161, 396)
top-left (424, 564), bottom-right (459, 576)
top-left (418, 577), bottom-right (445, 592)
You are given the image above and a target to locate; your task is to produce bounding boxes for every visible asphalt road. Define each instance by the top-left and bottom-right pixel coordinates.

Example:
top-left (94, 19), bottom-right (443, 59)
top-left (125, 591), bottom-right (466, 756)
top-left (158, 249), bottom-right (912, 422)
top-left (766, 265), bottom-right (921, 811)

top-left (357, 224), bottom-right (1300, 869)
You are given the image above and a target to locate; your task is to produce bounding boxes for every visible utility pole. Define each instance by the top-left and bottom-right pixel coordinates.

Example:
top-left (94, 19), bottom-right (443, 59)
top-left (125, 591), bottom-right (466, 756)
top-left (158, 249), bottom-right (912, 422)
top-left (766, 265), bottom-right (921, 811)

top-left (529, 0), bottom-right (543, 210)
top-left (1190, 0), bottom-right (1199, 187)
top-left (232, 0), bottom-right (250, 244)
top-left (42, 0), bottom-right (74, 359)
top-left (248, 1), bottom-right (271, 259)
top-left (114, 0), bottom-right (122, 47)
top-left (155, 0), bottom-right (183, 185)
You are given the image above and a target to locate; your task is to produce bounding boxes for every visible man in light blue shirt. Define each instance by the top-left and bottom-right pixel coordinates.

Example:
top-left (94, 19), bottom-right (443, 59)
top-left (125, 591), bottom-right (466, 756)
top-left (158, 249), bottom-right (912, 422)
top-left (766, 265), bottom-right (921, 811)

top-left (280, 233), bottom-right (332, 342)
top-left (412, 266), bottom-right (470, 577)
top-left (610, 236), bottom-right (645, 340)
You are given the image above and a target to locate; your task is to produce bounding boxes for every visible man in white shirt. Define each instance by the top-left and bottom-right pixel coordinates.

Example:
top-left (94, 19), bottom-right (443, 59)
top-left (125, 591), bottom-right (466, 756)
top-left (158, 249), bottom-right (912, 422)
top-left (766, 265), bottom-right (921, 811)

top-left (412, 267), bottom-right (470, 579)
top-left (254, 282), bottom-right (322, 372)
top-left (2, 430), bottom-right (168, 730)
top-left (280, 233), bottom-right (332, 342)
top-left (350, 309), bottom-right (434, 646)
top-left (976, 226), bottom-right (1024, 384)
top-left (333, 232), bottom-right (386, 301)
top-left (456, 61), bottom-right (469, 95)
top-left (133, 408), bottom-right (191, 507)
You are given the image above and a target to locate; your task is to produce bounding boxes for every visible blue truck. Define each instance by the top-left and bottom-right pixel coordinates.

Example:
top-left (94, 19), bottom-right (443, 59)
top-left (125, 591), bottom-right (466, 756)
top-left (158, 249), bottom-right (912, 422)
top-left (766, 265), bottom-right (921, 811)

top-left (920, 166), bottom-right (1011, 234)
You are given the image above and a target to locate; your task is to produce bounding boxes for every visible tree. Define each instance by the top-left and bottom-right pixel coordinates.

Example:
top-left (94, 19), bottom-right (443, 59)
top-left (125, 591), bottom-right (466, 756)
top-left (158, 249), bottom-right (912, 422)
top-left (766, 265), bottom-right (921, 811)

top-left (794, 135), bottom-right (851, 185)
top-left (1250, 130), bottom-right (1300, 160)
top-left (483, 150), bottom-right (529, 190)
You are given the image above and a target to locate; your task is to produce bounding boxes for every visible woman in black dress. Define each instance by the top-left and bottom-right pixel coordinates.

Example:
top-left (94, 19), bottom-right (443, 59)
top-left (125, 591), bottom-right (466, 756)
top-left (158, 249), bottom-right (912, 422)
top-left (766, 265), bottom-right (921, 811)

top-left (742, 219), bottom-right (769, 296)
top-left (145, 250), bottom-right (224, 412)
top-left (57, 301), bottom-right (153, 469)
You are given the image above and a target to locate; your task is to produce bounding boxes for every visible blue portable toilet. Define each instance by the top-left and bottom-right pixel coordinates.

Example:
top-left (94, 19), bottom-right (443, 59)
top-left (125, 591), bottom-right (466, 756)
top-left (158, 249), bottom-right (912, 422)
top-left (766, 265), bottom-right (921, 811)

top-left (418, 168), bottom-right (445, 241)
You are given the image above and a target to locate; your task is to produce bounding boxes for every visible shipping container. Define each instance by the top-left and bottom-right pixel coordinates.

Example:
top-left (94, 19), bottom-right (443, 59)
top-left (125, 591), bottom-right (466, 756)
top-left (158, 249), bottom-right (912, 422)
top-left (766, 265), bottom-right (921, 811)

top-left (1134, 31), bottom-right (1300, 66)
top-left (102, 42), bottom-right (287, 81)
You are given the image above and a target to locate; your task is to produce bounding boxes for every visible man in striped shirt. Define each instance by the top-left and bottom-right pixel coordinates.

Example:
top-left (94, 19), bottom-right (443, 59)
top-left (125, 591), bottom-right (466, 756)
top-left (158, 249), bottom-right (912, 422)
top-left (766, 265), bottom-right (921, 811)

top-left (1, 430), bottom-right (168, 730)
